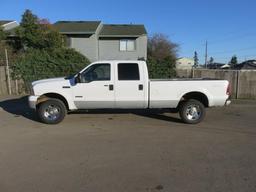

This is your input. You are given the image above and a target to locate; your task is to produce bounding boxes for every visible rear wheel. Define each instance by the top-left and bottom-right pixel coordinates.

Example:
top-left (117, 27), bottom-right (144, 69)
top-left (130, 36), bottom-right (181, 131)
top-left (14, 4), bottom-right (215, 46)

top-left (179, 99), bottom-right (205, 124)
top-left (37, 99), bottom-right (66, 124)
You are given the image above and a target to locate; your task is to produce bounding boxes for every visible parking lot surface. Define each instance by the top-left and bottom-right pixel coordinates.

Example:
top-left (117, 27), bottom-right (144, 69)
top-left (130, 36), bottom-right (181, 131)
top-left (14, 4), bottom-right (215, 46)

top-left (0, 96), bottom-right (256, 192)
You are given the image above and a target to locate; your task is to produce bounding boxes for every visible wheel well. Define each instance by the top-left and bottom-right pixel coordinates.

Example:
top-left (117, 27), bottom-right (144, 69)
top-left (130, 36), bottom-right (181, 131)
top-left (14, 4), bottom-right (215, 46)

top-left (37, 93), bottom-right (69, 110)
top-left (180, 92), bottom-right (209, 107)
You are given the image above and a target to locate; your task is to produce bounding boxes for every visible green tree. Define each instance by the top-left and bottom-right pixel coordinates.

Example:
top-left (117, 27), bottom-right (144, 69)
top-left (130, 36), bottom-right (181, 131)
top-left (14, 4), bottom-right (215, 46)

top-left (230, 55), bottom-right (238, 69)
top-left (16, 9), bottom-right (64, 49)
top-left (147, 33), bottom-right (178, 78)
top-left (193, 51), bottom-right (199, 68)
top-left (11, 10), bottom-right (90, 89)
top-left (209, 57), bottom-right (214, 65)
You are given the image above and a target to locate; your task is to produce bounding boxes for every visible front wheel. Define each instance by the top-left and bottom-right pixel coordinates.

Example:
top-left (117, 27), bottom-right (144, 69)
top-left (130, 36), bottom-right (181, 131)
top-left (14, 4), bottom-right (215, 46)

top-left (179, 99), bottom-right (205, 124)
top-left (37, 99), bottom-right (66, 124)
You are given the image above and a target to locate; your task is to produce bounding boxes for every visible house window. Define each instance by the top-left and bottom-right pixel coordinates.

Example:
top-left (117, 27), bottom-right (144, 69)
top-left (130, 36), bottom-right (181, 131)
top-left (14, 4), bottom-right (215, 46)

top-left (120, 39), bottom-right (136, 51)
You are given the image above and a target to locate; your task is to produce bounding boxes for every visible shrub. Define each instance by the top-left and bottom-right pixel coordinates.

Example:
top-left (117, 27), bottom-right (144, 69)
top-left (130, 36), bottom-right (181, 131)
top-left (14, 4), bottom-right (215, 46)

top-left (12, 48), bottom-right (90, 84)
top-left (147, 56), bottom-right (176, 79)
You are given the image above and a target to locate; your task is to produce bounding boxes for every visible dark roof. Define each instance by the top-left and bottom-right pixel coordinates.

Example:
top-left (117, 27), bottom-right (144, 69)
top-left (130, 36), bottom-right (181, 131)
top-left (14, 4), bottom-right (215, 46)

top-left (0, 20), bottom-right (14, 26)
top-left (235, 60), bottom-right (256, 70)
top-left (99, 24), bottom-right (147, 37)
top-left (207, 63), bottom-right (226, 69)
top-left (54, 21), bottom-right (101, 34)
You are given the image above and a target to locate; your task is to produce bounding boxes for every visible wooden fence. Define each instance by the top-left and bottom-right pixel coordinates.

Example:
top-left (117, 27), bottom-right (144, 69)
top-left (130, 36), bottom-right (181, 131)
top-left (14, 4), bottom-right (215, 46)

top-left (0, 66), bottom-right (256, 99)
top-left (0, 66), bottom-right (24, 96)
top-left (177, 69), bottom-right (256, 99)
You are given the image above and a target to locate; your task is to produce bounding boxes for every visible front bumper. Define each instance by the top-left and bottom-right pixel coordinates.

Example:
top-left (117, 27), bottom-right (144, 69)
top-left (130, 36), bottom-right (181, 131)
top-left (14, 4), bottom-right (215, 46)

top-left (28, 95), bottom-right (39, 109)
top-left (225, 99), bottom-right (231, 106)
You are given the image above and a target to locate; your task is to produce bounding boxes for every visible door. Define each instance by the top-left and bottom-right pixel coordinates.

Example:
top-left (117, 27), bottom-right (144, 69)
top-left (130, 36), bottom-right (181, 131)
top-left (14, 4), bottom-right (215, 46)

top-left (114, 62), bottom-right (146, 108)
top-left (72, 63), bottom-right (115, 109)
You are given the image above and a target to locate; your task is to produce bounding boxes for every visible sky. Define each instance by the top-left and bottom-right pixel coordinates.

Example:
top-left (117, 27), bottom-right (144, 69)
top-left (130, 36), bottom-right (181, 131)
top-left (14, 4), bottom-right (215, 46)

top-left (1, 0), bottom-right (256, 64)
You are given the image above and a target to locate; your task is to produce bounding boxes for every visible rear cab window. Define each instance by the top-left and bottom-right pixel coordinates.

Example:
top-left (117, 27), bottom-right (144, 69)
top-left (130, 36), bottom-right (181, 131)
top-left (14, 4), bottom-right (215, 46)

top-left (118, 63), bottom-right (140, 81)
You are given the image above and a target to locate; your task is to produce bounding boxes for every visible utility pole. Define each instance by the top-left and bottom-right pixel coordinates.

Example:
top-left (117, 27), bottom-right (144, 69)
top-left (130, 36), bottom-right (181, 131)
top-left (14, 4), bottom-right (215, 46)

top-left (204, 40), bottom-right (208, 68)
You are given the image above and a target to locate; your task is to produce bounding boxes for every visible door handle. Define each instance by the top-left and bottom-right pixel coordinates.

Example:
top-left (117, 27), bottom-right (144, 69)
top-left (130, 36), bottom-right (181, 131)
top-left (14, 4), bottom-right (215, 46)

top-left (109, 84), bottom-right (114, 91)
top-left (139, 84), bottom-right (143, 90)
top-left (104, 84), bottom-right (114, 91)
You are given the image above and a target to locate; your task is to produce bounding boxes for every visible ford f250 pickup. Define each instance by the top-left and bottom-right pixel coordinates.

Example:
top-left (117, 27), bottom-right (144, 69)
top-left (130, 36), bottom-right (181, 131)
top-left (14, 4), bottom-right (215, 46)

top-left (28, 60), bottom-right (231, 124)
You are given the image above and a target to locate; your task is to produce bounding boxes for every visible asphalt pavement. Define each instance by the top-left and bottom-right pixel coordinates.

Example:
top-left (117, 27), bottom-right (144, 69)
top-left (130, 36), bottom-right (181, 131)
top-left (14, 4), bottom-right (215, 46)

top-left (0, 96), bottom-right (256, 192)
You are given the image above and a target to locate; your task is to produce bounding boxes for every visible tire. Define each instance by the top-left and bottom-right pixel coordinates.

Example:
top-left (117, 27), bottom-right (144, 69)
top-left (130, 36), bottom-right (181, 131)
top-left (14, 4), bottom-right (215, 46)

top-left (37, 99), bottom-right (66, 124)
top-left (179, 99), bottom-right (205, 124)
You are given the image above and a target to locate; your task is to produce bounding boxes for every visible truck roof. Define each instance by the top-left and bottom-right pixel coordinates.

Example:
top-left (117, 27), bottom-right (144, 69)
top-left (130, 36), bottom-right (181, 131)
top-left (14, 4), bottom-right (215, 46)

top-left (91, 60), bottom-right (146, 64)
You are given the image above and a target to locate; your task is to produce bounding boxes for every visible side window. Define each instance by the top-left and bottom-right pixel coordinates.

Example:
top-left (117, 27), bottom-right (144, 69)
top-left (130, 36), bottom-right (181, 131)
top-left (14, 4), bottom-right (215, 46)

top-left (118, 63), bottom-right (140, 80)
top-left (81, 64), bottom-right (110, 82)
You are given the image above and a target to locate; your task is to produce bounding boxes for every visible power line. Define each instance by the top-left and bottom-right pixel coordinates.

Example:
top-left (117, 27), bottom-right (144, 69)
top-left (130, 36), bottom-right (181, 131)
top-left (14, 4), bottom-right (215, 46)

top-left (209, 46), bottom-right (256, 55)
top-left (207, 32), bottom-right (256, 45)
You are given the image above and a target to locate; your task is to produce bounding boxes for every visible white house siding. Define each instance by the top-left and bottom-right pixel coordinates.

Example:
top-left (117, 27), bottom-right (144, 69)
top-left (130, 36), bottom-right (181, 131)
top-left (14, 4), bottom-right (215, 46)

top-left (2, 21), bottom-right (19, 31)
top-left (176, 58), bottom-right (194, 70)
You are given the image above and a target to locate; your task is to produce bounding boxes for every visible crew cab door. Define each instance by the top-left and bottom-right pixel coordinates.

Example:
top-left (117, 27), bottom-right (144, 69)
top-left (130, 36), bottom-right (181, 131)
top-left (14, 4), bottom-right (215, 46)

top-left (72, 63), bottom-right (115, 109)
top-left (114, 62), bottom-right (147, 108)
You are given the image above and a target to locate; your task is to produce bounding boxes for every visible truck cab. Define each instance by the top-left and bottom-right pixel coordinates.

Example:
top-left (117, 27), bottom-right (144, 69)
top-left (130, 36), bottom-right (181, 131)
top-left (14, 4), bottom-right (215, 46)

top-left (73, 60), bottom-right (148, 109)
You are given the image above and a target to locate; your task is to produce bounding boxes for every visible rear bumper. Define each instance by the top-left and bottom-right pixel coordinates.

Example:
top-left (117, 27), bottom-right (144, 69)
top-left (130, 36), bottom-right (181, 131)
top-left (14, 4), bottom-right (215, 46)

top-left (28, 95), bottom-right (39, 109)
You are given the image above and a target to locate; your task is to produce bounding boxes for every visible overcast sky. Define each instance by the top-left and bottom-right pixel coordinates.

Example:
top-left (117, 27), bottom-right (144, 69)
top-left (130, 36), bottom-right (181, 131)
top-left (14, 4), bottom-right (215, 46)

top-left (1, 0), bottom-right (256, 63)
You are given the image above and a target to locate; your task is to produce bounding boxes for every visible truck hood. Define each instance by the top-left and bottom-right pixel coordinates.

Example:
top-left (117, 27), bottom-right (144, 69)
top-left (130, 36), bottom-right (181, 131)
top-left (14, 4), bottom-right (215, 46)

top-left (32, 77), bottom-right (67, 86)
top-left (31, 77), bottom-right (74, 96)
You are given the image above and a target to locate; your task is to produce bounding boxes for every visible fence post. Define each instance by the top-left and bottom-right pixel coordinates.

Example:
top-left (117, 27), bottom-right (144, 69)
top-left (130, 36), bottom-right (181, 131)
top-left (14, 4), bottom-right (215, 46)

top-left (236, 70), bottom-right (239, 99)
top-left (5, 49), bottom-right (12, 95)
top-left (15, 79), bottom-right (18, 95)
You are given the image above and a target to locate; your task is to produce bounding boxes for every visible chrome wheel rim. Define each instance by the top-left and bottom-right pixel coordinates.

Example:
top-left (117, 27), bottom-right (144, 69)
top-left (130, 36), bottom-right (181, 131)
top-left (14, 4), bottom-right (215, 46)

top-left (185, 104), bottom-right (201, 120)
top-left (43, 105), bottom-right (61, 121)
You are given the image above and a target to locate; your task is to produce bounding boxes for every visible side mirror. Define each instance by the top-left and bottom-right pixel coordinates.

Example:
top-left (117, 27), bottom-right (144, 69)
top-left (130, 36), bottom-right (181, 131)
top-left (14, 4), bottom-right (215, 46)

top-left (75, 73), bottom-right (82, 84)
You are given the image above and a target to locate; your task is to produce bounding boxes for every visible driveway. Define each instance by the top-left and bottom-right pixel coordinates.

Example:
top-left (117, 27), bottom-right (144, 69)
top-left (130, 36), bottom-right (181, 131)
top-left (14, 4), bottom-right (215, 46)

top-left (0, 96), bottom-right (256, 192)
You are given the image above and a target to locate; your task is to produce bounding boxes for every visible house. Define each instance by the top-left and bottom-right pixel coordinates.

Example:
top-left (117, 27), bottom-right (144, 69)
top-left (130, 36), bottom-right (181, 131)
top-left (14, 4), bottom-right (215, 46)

top-left (220, 64), bottom-right (230, 69)
top-left (0, 20), bottom-right (19, 31)
top-left (207, 62), bottom-right (226, 69)
top-left (234, 60), bottom-right (256, 70)
top-left (54, 21), bottom-right (147, 62)
top-left (0, 20), bottom-right (19, 37)
top-left (176, 57), bottom-right (194, 69)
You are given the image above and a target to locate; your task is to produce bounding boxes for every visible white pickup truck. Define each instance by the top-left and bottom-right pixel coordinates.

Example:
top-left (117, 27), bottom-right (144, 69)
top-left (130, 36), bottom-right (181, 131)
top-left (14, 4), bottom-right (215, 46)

top-left (29, 60), bottom-right (231, 124)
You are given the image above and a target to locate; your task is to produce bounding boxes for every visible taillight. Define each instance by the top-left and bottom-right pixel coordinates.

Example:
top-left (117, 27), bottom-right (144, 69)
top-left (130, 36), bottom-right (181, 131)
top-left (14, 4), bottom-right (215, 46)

top-left (226, 83), bottom-right (231, 95)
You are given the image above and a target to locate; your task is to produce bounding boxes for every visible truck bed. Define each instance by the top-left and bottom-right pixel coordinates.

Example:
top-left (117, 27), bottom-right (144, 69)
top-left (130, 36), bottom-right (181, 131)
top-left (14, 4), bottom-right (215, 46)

top-left (150, 78), bottom-right (220, 81)
top-left (149, 79), bottom-right (229, 109)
